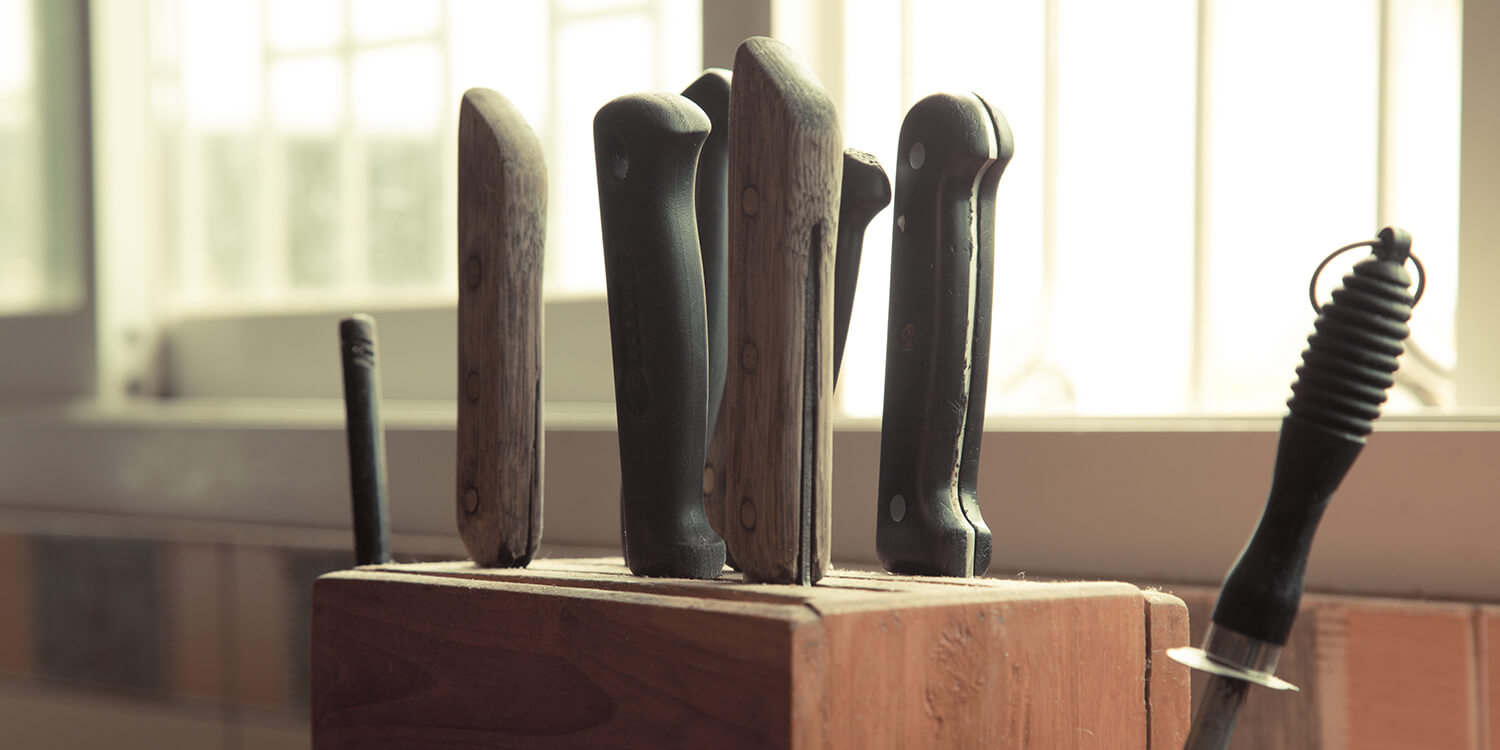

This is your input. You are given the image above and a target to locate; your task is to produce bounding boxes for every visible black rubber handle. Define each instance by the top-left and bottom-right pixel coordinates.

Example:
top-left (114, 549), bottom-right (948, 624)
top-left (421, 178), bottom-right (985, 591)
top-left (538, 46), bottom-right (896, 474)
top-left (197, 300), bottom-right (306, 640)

top-left (682, 69), bottom-right (730, 450)
top-left (876, 93), bottom-right (1014, 577)
top-left (1212, 227), bottom-right (1414, 644)
top-left (594, 92), bottom-right (727, 579)
top-left (338, 314), bottom-right (391, 566)
top-left (833, 149), bottom-right (891, 384)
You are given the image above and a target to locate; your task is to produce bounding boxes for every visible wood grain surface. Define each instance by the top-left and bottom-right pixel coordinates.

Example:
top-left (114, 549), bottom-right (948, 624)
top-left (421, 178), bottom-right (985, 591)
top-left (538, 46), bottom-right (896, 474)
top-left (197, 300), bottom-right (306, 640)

top-left (719, 37), bottom-right (841, 585)
top-left (312, 560), bottom-right (1180, 749)
top-left (1145, 590), bottom-right (1191, 748)
top-left (1174, 585), bottom-right (1482, 749)
top-left (455, 88), bottom-right (545, 567)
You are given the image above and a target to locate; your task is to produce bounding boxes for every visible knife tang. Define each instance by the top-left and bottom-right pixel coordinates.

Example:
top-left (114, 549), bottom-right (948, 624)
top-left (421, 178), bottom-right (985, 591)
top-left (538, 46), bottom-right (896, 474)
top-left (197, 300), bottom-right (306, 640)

top-left (833, 149), bottom-right (891, 384)
top-left (455, 88), bottom-right (545, 567)
top-left (876, 92), bottom-right (1014, 577)
top-left (595, 93), bottom-right (727, 579)
top-left (722, 37), bottom-right (842, 585)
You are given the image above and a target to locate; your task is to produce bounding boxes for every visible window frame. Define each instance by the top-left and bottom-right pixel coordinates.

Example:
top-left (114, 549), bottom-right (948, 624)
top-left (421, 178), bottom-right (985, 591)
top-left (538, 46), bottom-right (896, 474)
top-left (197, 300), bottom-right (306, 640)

top-left (1, 0), bottom-right (1497, 602)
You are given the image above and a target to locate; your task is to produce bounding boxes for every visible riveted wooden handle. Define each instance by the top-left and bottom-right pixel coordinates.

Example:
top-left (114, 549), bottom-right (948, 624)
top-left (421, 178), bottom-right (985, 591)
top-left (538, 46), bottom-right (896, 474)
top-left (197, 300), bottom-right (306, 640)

top-left (455, 88), bottom-right (545, 567)
top-left (719, 37), bottom-right (841, 585)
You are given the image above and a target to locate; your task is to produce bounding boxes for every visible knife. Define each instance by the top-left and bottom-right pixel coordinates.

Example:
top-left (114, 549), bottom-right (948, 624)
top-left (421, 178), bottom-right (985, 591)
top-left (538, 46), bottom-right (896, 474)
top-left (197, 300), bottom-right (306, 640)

top-left (702, 145), bottom-right (888, 563)
top-left (339, 314), bottom-right (391, 566)
top-left (876, 92), bottom-right (1013, 577)
top-left (455, 88), bottom-right (546, 567)
top-left (682, 69), bottom-right (731, 451)
top-left (720, 37), bottom-right (842, 585)
top-left (595, 92), bottom-right (727, 579)
top-left (1168, 228), bottom-right (1418, 749)
top-left (833, 149), bottom-right (891, 384)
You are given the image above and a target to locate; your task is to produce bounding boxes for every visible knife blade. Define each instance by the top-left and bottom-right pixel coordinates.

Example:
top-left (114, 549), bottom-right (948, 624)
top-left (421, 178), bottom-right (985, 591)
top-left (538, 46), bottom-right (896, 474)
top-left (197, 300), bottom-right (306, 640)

top-left (455, 88), bottom-right (545, 567)
top-left (1168, 228), bottom-right (1418, 749)
top-left (595, 92), bottom-right (727, 579)
top-left (339, 313), bottom-right (391, 566)
top-left (876, 92), bottom-right (1013, 577)
top-left (720, 36), bottom-right (842, 585)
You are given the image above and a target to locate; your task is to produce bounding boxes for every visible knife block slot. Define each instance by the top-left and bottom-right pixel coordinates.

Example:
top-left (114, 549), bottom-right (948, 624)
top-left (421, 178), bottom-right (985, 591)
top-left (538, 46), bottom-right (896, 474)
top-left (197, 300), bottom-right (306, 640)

top-left (311, 558), bottom-right (1188, 749)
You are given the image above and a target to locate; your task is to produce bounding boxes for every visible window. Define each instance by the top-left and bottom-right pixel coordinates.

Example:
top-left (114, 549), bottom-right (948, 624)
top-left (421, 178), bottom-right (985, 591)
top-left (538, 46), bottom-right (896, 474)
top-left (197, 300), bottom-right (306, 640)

top-left (2, 0), bottom-right (1497, 600)
top-left (799, 0), bottom-right (1460, 417)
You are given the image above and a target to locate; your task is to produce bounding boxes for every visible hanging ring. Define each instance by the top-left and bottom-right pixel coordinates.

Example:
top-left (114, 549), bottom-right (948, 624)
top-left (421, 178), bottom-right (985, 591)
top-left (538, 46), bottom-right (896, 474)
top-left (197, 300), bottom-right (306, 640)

top-left (1308, 239), bottom-right (1426, 314)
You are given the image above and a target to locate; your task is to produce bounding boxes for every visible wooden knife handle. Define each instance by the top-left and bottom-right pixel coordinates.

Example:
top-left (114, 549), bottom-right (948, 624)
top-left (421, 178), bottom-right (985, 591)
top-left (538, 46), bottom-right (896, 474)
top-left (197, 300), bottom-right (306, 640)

top-left (595, 92), bottom-right (727, 579)
top-left (721, 37), bottom-right (842, 585)
top-left (456, 88), bottom-right (545, 567)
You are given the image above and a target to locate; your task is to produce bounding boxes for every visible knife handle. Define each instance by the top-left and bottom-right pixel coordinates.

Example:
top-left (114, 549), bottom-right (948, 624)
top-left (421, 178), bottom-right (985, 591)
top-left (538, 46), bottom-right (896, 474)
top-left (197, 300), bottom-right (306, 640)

top-left (833, 149), bottom-right (891, 384)
top-left (339, 314), bottom-right (390, 566)
top-left (683, 69), bottom-right (731, 451)
top-left (722, 37), bottom-right (842, 584)
top-left (684, 70), bottom-right (735, 559)
top-left (1213, 228), bottom-right (1414, 645)
top-left (876, 93), bottom-right (1013, 577)
top-left (456, 88), bottom-right (545, 567)
top-left (595, 93), bottom-right (727, 579)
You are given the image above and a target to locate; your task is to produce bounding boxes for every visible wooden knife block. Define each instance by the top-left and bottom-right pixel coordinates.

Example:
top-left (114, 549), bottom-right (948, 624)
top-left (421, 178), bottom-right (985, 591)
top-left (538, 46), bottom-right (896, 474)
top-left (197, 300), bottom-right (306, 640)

top-left (311, 558), bottom-right (1189, 749)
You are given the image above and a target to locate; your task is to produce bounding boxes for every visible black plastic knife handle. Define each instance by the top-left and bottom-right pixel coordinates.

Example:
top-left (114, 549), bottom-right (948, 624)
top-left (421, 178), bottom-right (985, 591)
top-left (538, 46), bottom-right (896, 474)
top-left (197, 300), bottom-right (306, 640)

top-left (1212, 227), bottom-right (1414, 645)
top-left (833, 149), bottom-right (891, 384)
top-left (339, 314), bottom-right (391, 566)
top-left (682, 69), bottom-right (730, 450)
top-left (877, 93), bottom-right (1013, 577)
top-left (595, 92), bottom-right (727, 579)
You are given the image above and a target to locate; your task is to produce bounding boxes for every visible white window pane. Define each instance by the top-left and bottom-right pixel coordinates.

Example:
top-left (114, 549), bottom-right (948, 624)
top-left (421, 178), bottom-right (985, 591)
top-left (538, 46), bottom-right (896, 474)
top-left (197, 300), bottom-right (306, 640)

top-left (1384, 0), bottom-right (1461, 383)
top-left (0, 0), bottom-right (30, 93)
top-left (450, 0), bottom-right (550, 127)
top-left (350, 0), bottom-right (440, 42)
top-left (267, 0), bottom-right (340, 52)
top-left (1204, 0), bottom-right (1379, 412)
top-left (180, 0), bottom-right (263, 128)
top-left (269, 57), bottom-right (342, 132)
top-left (353, 45), bottom-right (442, 133)
top-left (1052, 0), bottom-right (1196, 415)
top-left (0, 0), bottom-right (55, 311)
top-left (548, 13), bottom-right (657, 296)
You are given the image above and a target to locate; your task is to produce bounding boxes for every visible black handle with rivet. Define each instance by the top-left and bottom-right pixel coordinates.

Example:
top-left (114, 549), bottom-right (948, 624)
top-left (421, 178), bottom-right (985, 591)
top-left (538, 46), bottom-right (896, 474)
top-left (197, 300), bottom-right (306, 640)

top-left (339, 314), bottom-right (391, 566)
top-left (595, 92), bottom-right (726, 579)
top-left (876, 92), bottom-right (1013, 577)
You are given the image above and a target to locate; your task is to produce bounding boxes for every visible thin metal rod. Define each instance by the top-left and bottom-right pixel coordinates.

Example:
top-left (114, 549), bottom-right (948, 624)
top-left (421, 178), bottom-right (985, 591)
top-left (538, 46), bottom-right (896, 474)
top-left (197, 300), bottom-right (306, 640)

top-left (1183, 674), bottom-right (1252, 750)
top-left (340, 314), bottom-right (391, 566)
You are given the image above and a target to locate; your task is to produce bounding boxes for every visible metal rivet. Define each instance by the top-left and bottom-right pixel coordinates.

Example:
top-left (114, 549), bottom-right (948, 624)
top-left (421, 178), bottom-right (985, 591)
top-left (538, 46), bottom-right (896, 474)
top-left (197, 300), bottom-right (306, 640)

top-left (739, 497), bottom-right (757, 530)
top-left (909, 142), bottom-right (926, 169)
top-left (463, 487), bottom-right (479, 513)
top-left (900, 323), bottom-right (916, 352)
top-left (464, 371), bottom-right (481, 402)
top-left (610, 135), bottom-right (629, 181)
top-left (464, 255), bottom-right (482, 289)
top-left (890, 494), bottom-right (906, 522)
top-left (740, 340), bottom-right (759, 373)
top-left (896, 215), bottom-right (906, 232)
top-left (741, 185), bottom-right (760, 216)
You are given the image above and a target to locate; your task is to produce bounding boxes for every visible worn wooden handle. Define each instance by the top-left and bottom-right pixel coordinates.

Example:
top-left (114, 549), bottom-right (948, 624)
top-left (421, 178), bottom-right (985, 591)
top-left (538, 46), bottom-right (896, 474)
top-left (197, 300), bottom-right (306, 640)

top-left (720, 37), bottom-right (841, 584)
top-left (456, 88), bottom-right (545, 567)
